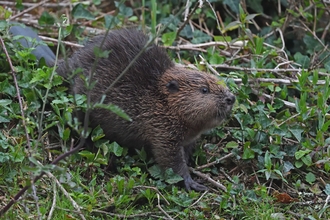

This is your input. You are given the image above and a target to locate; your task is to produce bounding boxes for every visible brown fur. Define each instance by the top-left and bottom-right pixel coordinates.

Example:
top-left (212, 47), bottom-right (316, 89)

top-left (56, 28), bottom-right (235, 191)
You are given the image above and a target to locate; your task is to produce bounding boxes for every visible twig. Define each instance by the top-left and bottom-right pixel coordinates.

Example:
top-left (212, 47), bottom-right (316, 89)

top-left (157, 194), bottom-right (173, 220)
top-left (45, 170), bottom-right (86, 220)
top-left (189, 167), bottom-right (227, 192)
top-left (173, 190), bottom-right (208, 218)
top-left (47, 181), bottom-right (57, 220)
top-left (321, 194), bottom-right (330, 219)
top-left (39, 36), bottom-right (83, 48)
top-left (31, 183), bottom-right (41, 220)
top-left (166, 40), bottom-right (248, 50)
top-left (250, 88), bottom-right (296, 109)
top-left (0, 1), bottom-right (71, 7)
top-left (0, 37), bottom-right (31, 150)
top-left (0, 139), bottom-right (85, 216)
top-left (9, 0), bottom-right (51, 21)
top-left (219, 168), bottom-right (235, 183)
top-left (212, 64), bottom-right (330, 77)
top-left (196, 152), bottom-right (235, 170)
top-left (177, 1), bottom-right (199, 37)
top-left (232, 77), bottom-right (328, 85)
top-left (91, 209), bottom-right (172, 219)
top-left (190, 190), bottom-right (208, 207)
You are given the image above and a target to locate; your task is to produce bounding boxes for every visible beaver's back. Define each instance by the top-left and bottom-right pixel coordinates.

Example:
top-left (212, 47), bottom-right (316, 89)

top-left (56, 28), bottom-right (174, 92)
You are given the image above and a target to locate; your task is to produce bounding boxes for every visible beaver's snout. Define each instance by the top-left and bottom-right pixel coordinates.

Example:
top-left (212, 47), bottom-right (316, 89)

top-left (225, 93), bottom-right (236, 105)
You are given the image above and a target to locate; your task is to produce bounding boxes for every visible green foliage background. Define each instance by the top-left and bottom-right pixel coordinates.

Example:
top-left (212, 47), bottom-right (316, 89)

top-left (0, 0), bottom-right (330, 219)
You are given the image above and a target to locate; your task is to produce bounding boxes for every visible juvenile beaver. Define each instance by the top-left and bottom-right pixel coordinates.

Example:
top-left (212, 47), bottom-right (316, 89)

top-left (55, 29), bottom-right (235, 191)
top-left (11, 26), bottom-right (235, 191)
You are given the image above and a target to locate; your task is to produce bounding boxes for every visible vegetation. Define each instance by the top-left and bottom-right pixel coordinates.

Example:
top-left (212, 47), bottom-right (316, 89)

top-left (0, 0), bottom-right (330, 219)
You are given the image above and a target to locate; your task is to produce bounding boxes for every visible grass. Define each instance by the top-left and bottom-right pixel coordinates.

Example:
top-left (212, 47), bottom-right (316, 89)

top-left (0, 0), bottom-right (330, 219)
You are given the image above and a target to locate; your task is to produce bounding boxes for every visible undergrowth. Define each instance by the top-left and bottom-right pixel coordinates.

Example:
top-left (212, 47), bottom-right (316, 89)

top-left (0, 0), bottom-right (330, 219)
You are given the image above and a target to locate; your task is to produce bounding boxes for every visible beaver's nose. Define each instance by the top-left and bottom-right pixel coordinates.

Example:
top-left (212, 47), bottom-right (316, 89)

top-left (225, 94), bottom-right (236, 105)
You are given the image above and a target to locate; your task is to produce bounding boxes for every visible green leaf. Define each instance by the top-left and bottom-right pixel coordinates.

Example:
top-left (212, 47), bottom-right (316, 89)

top-left (0, 115), bottom-right (10, 123)
top-left (223, 0), bottom-right (240, 13)
top-left (209, 53), bottom-right (225, 65)
top-left (242, 144), bottom-right (255, 159)
top-left (226, 141), bottom-right (239, 148)
top-left (94, 103), bottom-right (131, 121)
top-left (245, 14), bottom-right (259, 21)
top-left (294, 52), bottom-right (310, 68)
top-left (324, 184), bottom-right (330, 195)
top-left (264, 151), bottom-right (272, 170)
top-left (91, 126), bottom-right (105, 142)
top-left (115, 1), bottom-right (133, 17)
top-left (295, 161), bottom-right (303, 169)
top-left (295, 149), bottom-right (311, 160)
top-left (301, 155), bottom-right (312, 167)
top-left (78, 150), bottom-right (95, 161)
top-left (164, 168), bottom-right (183, 184)
top-left (0, 152), bottom-right (11, 163)
top-left (104, 15), bottom-right (120, 29)
top-left (191, 30), bottom-right (212, 44)
top-left (222, 21), bottom-right (241, 33)
top-left (289, 127), bottom-right (304, 142)
top-left (0, 79), bottom-right (15, 96)
top-left (161, 32), bottom-right (176, 46)
top-left (265, 170), bottom-right (271, 180)
top-left (283, 161), bottom-right (295, 174)
top-left (0, 99), bottom-right (12, 106)
top-left (254, 37), bottom-right (264, 55)
top-left (214, 36), bottom-right (232, 42)
top-left (93, 46), bottom-right (111, 58)
top-left (38, 11), bottom-right (55, 26)
top-left (62, 128), bottom-right (71, 141)
top-left (148, 165), bottom-right (163, 179)
top-left (72, 3), bottom-right (95, 20)
top-left (109, 142), bottom-right (123, 157)
top-left (305, 172), bottom-right (316, 184)
top-left (247, 0), bottom-right (263, 12)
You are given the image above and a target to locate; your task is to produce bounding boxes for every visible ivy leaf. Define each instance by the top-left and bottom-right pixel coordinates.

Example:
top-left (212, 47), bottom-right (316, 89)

top-left (289, 127), bottom-right (304, 142)
top-left (72, 3), bottom-right (95, 20)
top-left (294, 52), bottom-right (310, 68)
top-left (91, 126), bottom-right (105, 142)
top-left (148, 165), bottom-right (163, 180)
top-left (283, 161), bottom-right (295, 174)
top-left (164, 168), bottom-right (183, 184)
top-left (109, 142), bottom-right (123, 157)
top-left (192, 30), bottom-right (212, 44)
top-left (0, 99), bottom-right (12, 106)
top-left (247, 0), bottom-right (263, 13)
top-left (223, 0), bottom-right (239, 13)
top-left (38, 11), bottom-right (55, 26)
top-left (104, 15), bottom-right (120, 29)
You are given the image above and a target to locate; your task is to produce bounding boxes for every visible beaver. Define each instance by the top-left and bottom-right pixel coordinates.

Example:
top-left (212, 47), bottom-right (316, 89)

top-left (11, 27), bottom-right (235, 191)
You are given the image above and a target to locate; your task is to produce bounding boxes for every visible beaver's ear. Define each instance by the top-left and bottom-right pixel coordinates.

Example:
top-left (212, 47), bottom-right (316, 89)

top-left (166, 80), bottom-right (179, 93)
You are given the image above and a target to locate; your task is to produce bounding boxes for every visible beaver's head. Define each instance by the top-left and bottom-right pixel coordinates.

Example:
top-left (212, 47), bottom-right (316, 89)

top-left (160, 67), bottom-right (235, 138)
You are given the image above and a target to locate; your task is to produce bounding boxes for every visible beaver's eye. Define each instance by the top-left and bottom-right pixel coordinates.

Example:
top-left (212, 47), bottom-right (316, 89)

top-left (200, 87), bottom-right (209, 94)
